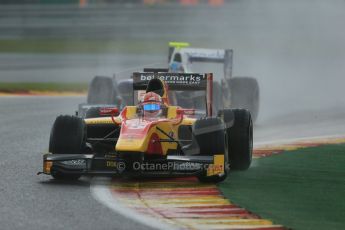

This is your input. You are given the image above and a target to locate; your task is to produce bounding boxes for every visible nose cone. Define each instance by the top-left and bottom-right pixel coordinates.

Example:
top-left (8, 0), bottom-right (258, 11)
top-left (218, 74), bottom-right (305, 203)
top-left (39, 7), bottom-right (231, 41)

top-left (115, 119), bottom-right (152, 152)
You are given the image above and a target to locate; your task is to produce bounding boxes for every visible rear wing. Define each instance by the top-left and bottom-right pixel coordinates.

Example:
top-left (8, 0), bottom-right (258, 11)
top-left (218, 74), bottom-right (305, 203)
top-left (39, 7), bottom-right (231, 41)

top-left (132, 72), bottom-right (214, 116)
top-left (183, 48), bottom-right (233, 79)
top-left (168, 43), bottom-right (233, 79)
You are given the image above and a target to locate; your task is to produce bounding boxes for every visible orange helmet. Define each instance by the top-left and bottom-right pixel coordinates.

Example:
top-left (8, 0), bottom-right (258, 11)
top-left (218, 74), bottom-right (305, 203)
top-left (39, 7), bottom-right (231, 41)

top-left (142, 92), bottom-right (163, 119)
top-left (143, 92), bottom-right (162, 103)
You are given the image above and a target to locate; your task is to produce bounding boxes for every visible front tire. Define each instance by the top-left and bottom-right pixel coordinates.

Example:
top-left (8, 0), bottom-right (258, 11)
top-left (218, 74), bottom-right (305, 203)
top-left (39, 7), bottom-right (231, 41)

top-left (219, 109), bottom-right (253, 170)
top-left (49, 115), bottom-right (86, 180)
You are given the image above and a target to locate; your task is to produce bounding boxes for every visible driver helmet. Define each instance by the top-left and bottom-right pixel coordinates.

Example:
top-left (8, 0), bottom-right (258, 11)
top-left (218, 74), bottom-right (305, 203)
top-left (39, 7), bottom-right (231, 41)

top-left (169, 53), bottom-right (184, 73)
top-left (142, 92), bottom-right (163, 119)
top-left (169, 61), bottom-right (184, 73)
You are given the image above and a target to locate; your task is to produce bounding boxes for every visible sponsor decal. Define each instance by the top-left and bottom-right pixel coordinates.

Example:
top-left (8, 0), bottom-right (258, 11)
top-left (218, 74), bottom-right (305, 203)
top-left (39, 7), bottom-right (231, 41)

top-left (186, 49), bottom-right (224, 59)
top-left (61, 159), bottom-right (86, 166)
top-left (140, 74), bottom-right (202, 85)
top-left (106, 161), bottom-right (117, 168)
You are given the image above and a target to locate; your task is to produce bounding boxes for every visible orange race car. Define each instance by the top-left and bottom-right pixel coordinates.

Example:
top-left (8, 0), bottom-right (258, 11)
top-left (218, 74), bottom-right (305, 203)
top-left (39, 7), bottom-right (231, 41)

top-left (39, 71), bottom-right (253, 183)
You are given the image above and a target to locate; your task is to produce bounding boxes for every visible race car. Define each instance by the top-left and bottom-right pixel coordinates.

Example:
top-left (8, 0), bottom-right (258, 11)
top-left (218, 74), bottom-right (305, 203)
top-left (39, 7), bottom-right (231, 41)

top-left (77, 75), bottom-right (123, 119)
top-left (168, 42), bottom-right (260, 122)
top-left (39, 72), bottom-right (253, 183)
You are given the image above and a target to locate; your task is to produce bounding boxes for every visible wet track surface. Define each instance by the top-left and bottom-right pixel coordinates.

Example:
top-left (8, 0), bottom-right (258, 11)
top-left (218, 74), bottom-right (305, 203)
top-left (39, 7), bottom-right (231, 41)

top-left (0, 96), bottom-right (344, 229)
top-left (0, 96), bottom-right (151, 230)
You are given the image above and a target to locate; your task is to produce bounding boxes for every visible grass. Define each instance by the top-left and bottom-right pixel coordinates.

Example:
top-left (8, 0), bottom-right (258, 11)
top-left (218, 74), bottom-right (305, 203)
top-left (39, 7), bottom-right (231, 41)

top-left (219, 144), bottom-right (345, 230)
top-left (0, 82), bottom-right (88, 93)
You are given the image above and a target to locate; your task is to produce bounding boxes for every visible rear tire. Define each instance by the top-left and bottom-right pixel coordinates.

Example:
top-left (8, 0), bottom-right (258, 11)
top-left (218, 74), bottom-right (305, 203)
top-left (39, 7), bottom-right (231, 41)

top-left (213, 81), bottom-right (223, 114)
top-left (228, 77), bottom-right (259, 122)
top-left (117, 79), bottom-right (134, 105)
top-left (219, 109), bottom-right (253, 170)
top-left (87, 76), bottom-right (118, 105)
top-left (49, 115), bottom-right (86, 180)
top-left (193, 117), bottom-right (228, 183)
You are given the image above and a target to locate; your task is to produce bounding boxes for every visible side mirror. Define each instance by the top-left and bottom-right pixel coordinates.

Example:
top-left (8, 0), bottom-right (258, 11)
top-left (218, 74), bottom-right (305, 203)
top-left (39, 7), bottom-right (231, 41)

top-left (99, 107), bottom-right (119, 116)
top-left (177, 109), bottom-right (195, 116)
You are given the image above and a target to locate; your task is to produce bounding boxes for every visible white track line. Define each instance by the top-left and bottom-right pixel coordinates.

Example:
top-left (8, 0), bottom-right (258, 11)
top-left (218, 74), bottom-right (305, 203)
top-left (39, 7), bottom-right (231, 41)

top-left (254, 134), bottom-right (345, 147)
top-left (90, 177), bottom-right (177, 230)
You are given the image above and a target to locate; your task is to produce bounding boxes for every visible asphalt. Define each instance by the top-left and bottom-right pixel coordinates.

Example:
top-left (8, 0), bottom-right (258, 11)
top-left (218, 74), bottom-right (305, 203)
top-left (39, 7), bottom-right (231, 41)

top-left (0, 96), bottom-right (152, 230)
top-left (255, 106), bottom-right (345, 144)
top-left (0, 96), bottom-right (344, 230)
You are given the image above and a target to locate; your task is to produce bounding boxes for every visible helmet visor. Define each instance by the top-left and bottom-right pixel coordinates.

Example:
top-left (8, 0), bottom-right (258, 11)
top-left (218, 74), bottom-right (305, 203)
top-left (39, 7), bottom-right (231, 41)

top-left (143, 103), bottom-right (161, 111)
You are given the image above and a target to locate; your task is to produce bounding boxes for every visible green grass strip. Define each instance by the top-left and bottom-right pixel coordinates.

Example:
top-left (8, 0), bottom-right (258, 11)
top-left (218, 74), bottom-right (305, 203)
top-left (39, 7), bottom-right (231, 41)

top-left (0, 82), bottom-right (88, 93)
top-left (220, 144), bottom-right (345, 230)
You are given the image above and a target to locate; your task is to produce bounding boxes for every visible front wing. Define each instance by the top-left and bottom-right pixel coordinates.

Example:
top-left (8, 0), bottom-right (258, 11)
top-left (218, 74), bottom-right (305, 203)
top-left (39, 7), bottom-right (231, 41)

top-left (39, 153), bottom-right (224, 177)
